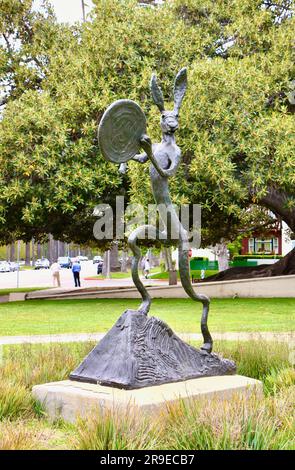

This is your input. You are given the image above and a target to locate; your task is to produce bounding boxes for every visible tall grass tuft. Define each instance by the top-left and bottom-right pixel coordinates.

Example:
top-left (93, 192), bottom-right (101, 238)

top-left (0, 339), bottom-right (294, 449)
top-left (0, 379), bottom-right (35, 420)
top-left (1, 342), bottom-right (95, 389)
top-left (0, 420), bottom-right (39, 450)
top-left (160, 385), bottom-right (295, 450)
top-left (214, 339), bottom-right (290, 382)
top-left (74, 408), bottom-right (161, 450)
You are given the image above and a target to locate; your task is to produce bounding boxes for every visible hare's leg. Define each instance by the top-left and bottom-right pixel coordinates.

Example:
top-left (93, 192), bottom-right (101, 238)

top-left (178, 231), bottom-right (213, 353)
top-left (128, 224), bottom-right (167, 316)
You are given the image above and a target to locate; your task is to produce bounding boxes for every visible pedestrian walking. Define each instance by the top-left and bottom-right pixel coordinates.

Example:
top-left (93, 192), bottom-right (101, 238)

top-left (72, 259), bottom-right (81, 287)
top-left (50, 260), bottom-right (61, 287)
top-left (144, 258), bottom-right (150, 279)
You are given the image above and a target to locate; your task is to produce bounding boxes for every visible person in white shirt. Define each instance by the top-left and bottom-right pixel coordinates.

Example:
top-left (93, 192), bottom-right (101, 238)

top-left (50, 261), bottom-right (61, 287)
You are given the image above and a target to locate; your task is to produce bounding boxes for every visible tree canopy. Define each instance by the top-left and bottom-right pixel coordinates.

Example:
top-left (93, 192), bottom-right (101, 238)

top-left (0, 0), bottom-right (294, 247)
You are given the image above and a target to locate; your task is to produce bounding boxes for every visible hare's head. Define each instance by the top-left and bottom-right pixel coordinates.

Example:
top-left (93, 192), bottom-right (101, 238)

top-left (150, 68), bottom-right (187, 135)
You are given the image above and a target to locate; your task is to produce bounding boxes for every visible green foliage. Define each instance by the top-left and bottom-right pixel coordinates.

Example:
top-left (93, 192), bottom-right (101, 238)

top-left (76, 411), bottom-right (159, 450)
top-left (214, 339), bottom-right (290, 382)
top-left (0, 0), bottom-right (294, 246)
top-left (0, 339), bottom-right (293, 449)
top-left (0, 379), bottom-right (34, 420)
top-left (233, 254), bottom-right (283, 260)
top-left (264, 367), bottom-right (295, 395)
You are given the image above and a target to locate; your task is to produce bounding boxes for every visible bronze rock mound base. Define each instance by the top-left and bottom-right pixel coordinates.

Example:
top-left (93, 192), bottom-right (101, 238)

top-left (69, 310), bottom-right (236, 390)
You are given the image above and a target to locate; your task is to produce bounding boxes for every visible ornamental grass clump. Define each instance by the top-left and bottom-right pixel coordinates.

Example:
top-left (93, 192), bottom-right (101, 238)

top-left (159, 386), bottom-right (294, 450)
top-left (1, 342), bottom-right (94, 389)
top-left (214, 339), bottom-right (290, 382)
top-left (74, 408), bottom-right (161, 450)
top-left (0, 379), bottom-right (34, 420)
top-left (0, 420), bottom-right (39, 450)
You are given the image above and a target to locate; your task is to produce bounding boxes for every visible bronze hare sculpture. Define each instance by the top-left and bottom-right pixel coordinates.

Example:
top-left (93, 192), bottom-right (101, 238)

top-left (69, 69), bottom-right (238, 388)
top-left (121, 69), bottom-right (213, 354)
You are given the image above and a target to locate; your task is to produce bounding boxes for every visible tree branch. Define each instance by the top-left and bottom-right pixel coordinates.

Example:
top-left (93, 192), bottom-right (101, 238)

top-left (258, 187), bottom-right (295, 232)
top-left (2, 33), bottom-right (13, 53)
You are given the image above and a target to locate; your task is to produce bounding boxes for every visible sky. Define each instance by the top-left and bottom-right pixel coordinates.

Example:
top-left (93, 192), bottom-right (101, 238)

top-left (33, 0), bottom-right (94, 24)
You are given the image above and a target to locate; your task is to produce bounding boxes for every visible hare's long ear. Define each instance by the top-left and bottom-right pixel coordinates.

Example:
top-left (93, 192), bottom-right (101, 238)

top-left (150, 74), bottom-right (165, 112)
top-left (174, 67), bottom-right (187, 114)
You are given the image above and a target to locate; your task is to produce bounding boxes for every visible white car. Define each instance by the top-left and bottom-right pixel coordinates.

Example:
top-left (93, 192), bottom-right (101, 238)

top-left (35, 258), bottom-right (50, 269)
top-left (93, 256), bottom-right (103, 264)
top-left (0, 261), bottom-right (11, 273)
top-left (8, 262), bottom-right (19, 272)
top-left (77, 255), bottom-right (88, 262)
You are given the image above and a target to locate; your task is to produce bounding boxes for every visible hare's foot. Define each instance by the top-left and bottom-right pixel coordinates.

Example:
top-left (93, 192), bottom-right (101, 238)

top-left (200, 342), bottom-right (213, 354)
top-left (138, 303), bottom-right (149, 316)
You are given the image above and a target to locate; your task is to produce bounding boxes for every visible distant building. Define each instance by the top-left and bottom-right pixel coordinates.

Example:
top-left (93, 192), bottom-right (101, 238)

top-left (241, 221), bottom-right (294, 256)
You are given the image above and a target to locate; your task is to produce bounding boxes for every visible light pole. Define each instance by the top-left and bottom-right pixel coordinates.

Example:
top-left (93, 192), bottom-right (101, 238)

top-left (16, 240), bottom-right (21, 288)
top-left (81, 0), bottom-right (86, 22)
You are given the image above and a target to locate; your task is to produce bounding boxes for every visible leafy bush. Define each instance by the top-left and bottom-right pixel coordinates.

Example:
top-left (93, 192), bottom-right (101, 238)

top-left (233, 255), bottom-right (283, 260)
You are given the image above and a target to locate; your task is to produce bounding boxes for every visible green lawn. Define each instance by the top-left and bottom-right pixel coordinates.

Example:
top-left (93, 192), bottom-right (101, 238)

top-left (88, 269), bottom-right (219, 280)
top-left (0, 298), bottom-right (294, 336)
top-left (0, 287), bottom-right (50, 296)
top-left (86, 267), bottom-right (160, 280)
top-left (149, 269), bottom-right (219, 280)
top-left (85, 272), bottom-right (132, 280)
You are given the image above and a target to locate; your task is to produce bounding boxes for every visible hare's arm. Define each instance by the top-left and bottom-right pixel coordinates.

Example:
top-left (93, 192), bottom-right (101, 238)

top-left (140, 135), bottom-right (166, 177)
top-left (132, 152), bottom-right (148, 163)
top-left (160, 154), bottom-right (181, 177)
top-left (118, 152), bottom-right (148, 174)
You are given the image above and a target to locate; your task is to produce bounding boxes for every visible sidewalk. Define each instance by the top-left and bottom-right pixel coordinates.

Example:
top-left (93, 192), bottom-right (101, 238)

top-left (0, 331), bottom-right (293, 345)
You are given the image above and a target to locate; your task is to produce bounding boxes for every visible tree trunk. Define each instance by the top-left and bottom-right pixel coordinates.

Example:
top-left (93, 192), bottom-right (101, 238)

top-left (37, 243), bottom-right (42, 259)
top-left (48, 234), bottom-right (54, 263)
top-left (259, 188), bottom-right (295, 233)
top-left (216, 242), bottom-right (229, 272)
top-left (163, 247), bottom-right (173, 271)
top-left (202, 246), bottom-right (295, 282)
top-left (32, 238), bottom-right (35, 267)
top-left (25, 242), bottom-right (30, 266)
top-left (120, 250), bottom-right (128, 272)
top-left (102, 251), bottom-right (111, 278)
top-left (10, 243), bottom-right (15, 262)
top-left (110, 244), bottom-right (121, 272)
top-left (162, 248), bottom-right (169, 271)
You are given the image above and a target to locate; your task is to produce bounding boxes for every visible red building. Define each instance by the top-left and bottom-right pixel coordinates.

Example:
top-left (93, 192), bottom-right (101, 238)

top-left (241, 220), bottom-right (283, 255)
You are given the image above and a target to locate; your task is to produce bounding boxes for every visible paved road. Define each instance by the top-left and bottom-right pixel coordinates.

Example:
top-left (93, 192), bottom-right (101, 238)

top-left (0, 261), bottom-right (157, 290)
top-left (0, 331), bottom-right (292, 345)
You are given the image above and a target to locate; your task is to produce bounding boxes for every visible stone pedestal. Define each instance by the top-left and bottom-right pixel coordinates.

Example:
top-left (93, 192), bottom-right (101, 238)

top-left (32, 375), bottom-right (262, 423)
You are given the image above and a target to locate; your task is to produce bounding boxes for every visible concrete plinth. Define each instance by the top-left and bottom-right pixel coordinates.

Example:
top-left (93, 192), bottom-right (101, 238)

top-left (32, 375), bottom-right (262, 423)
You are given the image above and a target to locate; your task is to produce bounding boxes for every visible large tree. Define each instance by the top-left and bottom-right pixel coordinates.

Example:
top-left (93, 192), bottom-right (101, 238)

top-left (0, 0), bottom-right (294, 275)
top-left (127, 0), bottom-right (295, 275)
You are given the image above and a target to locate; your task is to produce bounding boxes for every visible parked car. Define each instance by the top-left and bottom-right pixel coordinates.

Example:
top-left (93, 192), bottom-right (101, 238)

top-left (0, 261), bottom-right (11, 273)
top-left (97, 260), bottom-right (103, 275)
top-left (77, 255), bottom-right (88, 262)
top-left (35, 258), bottom-right (50, 270)
top-left (58, 256), bottom-right (72, 269)
top-left (9, 262), bottom-right (19, 272)
top-left (93, 256), bottom-right (103, 264)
